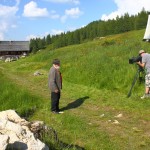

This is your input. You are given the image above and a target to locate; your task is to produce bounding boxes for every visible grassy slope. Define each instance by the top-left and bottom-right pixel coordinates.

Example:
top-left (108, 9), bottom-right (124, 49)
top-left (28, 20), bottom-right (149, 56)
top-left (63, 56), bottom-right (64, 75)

top-left (0, 29), bottom-right (150, 150)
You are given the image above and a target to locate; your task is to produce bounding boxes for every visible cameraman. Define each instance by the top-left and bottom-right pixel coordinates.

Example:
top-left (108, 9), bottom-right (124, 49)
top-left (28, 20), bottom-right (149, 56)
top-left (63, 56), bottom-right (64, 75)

top-left (137, 50), bottom-right (150, 99)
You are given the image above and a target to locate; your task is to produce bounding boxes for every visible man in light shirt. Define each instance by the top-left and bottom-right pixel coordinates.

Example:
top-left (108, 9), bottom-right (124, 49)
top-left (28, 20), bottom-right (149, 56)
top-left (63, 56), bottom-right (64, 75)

top-left (137, 50), bottom-right (150, 99)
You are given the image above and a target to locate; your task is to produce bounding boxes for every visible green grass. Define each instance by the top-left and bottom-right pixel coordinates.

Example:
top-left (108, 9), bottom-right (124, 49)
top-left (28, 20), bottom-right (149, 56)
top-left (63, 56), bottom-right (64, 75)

top-left (0, 29), bottom-right (150, 149)
top-left (0, 70), bottom-right (42, 117)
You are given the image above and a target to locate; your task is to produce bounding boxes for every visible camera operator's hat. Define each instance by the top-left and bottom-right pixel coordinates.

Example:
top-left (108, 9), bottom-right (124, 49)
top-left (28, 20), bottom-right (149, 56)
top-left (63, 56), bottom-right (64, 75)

top-left (139, 50), bottom-right (145, 55)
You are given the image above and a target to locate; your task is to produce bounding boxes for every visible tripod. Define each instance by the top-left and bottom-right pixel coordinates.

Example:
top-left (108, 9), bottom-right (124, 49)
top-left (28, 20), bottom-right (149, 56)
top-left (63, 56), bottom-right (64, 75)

top-left (127, 66), bottom-right (145, 98)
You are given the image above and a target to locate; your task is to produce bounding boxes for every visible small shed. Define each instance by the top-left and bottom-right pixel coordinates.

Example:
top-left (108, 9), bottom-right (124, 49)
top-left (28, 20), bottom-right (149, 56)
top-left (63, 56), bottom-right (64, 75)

top-left (143, 12), bottom-right (150, 42)
top-left (0, 41), bottom-right (30, 56)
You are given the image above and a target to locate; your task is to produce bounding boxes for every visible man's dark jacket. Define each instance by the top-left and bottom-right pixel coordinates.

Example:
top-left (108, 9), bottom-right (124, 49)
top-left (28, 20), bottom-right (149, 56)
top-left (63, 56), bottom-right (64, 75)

top-left (48, 66), bottom-right (62, 92)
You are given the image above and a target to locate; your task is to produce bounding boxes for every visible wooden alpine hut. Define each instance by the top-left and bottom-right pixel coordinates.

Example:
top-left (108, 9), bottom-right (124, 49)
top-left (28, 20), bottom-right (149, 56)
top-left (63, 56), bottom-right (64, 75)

top-left (0, 41), bottom-right (30, 56)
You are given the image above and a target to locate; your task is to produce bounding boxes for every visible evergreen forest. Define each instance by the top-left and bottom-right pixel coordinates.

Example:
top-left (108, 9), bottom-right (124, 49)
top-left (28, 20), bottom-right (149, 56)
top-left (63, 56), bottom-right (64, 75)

top-left (30, 8), bottom-right (149, 53)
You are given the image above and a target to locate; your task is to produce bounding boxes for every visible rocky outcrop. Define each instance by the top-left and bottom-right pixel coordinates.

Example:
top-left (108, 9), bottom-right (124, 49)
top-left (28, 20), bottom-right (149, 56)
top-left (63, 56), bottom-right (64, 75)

top-left (34, 71), bottom-right (43, 76)
top-left (0, 110), bottom-right (49, 150)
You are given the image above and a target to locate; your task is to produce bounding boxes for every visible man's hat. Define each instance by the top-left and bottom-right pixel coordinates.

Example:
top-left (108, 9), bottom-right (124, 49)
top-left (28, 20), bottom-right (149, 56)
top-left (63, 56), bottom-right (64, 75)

top-left (52, 59), bottom-right (60, 65)
top-left (139, 50), bottom-right (145, 55)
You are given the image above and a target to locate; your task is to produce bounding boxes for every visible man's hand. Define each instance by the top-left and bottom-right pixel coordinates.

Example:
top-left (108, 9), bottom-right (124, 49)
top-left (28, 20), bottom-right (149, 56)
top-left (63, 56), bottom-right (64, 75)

top-left (54, 89), bottom-right (59, 93)
top-left (136, 61), bottom-right (145, 68)
top-left (136, 61), bottom-right (141, 65)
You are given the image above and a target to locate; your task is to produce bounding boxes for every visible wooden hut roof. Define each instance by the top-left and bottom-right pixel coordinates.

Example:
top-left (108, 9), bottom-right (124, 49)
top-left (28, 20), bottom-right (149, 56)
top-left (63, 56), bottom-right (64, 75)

top-left (0, 41), bottom-right (30, 52)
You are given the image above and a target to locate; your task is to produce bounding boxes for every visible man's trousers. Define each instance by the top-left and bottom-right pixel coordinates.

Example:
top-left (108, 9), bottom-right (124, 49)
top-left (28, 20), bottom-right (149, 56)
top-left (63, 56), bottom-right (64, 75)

top-left (51, 92), bottom-right (60, 112)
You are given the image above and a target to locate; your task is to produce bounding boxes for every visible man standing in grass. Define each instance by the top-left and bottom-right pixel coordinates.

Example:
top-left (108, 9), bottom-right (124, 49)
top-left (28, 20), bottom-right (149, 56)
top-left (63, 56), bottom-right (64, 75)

top-left (48, 59), bottom-right (63, 114)
top-left (137, 50), bottom-right (150, 99)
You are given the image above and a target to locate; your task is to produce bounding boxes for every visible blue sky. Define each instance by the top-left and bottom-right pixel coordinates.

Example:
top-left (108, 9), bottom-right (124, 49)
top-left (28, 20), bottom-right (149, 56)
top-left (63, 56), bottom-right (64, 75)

top-left (0, 0), bottom-right (150, 41)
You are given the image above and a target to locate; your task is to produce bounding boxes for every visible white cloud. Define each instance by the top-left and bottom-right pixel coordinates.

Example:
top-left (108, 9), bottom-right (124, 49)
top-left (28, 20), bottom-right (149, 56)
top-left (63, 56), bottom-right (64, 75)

top-left (26, 29), bottom-right (64, 40)
top-left (50, 10), bottom-right (60, 19)
top-left (26, 32), bottom-right (48, 40)
top-left (67, 26), bottom-right (76, 31)
top-left (0, 33), bottom-right (4, 40)
top-left (51, 29), bottom-right (64, 35)
top-left (11, 24), bottom-right (17, 28)
top-left (0, 5), bottom-right (18, 17)
top-left (65, 7), bottom-right (81, 18)
top-left (0, 1), bottom-right (19, 40)
top-left (25, 34), bottom-right (41, 41)
top-left (44, 0), bottom-right (80, 5)
top-left (23, 1), bottom-right (49, 17)
top-left (15, 0), bottom-right (20, 6)
top-left (0, 20), bottom-right (7, 40)
top-left (61, 7), bottom-right (83, 23)
top-left (101, 0), bottom-right (150, 20)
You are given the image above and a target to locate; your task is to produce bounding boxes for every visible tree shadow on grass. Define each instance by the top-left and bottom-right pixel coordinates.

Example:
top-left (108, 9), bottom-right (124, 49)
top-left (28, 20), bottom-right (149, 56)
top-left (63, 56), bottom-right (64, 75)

top-left (61, 96), bottom-right (89, 111)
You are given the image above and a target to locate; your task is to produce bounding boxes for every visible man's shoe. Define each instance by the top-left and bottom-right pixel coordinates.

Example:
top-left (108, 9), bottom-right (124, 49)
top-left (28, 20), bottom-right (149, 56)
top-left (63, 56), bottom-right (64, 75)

top-left (58, 111), bottom-right (64, 114)
top-left (141, 94), bottom-right (150, 99)
top-left (52, 111), bottom-right (64, 114)
top-left (52, 111), bottom-right (59, 114)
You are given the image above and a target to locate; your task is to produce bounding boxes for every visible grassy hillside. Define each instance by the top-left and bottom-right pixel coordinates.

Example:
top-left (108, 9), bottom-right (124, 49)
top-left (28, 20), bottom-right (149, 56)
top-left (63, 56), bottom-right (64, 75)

top-left (0, 29), bottom-right (150, 150)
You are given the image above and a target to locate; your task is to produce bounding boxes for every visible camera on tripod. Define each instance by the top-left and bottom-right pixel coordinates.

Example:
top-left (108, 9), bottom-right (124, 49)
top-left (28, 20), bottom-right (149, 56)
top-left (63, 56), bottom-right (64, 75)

top-left (127, 55), bottom-right (145, 97)
top-left (129, 56), bottom-right (142, 64)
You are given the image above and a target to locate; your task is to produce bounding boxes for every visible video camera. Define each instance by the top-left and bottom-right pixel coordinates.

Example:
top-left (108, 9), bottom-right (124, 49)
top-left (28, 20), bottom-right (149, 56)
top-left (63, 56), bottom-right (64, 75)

top-left (129, 56), bottom-right (142, 64)
top-left (127, 55), bottom-right (144, 97)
